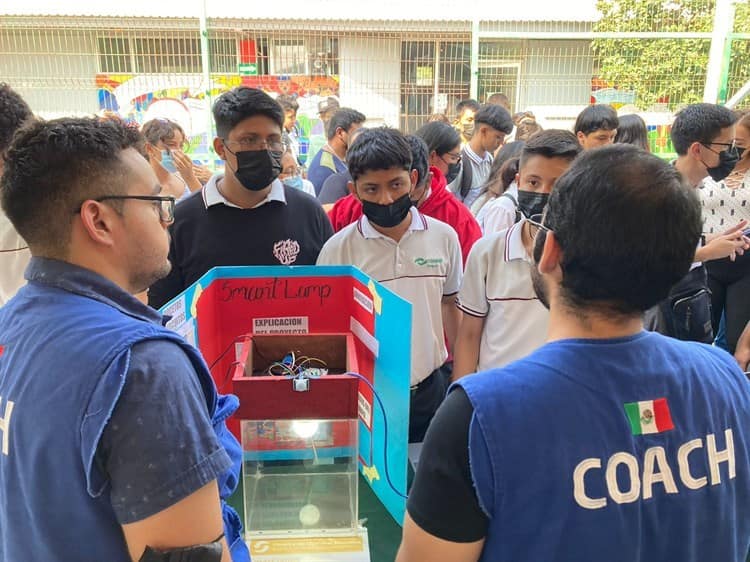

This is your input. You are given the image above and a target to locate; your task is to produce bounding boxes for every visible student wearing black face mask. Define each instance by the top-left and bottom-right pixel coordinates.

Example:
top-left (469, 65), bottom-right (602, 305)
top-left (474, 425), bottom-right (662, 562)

top-left (148, 87), bottom-right (333, 309)
top-left (697, 110), bottom-right (750, 355)
top-left (453, 130), bottom-right (580, 380)
top-left (317, 127), bottom-right (463, 443)
top-left (644, 103), bottom-right (749, 344)
top-left (480, 130), bottom-right (581, 235)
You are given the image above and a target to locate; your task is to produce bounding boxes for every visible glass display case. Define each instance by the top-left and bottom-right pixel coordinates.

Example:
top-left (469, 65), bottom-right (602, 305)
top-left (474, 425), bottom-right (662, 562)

top-left (241, 417), bottom-right (359, 535)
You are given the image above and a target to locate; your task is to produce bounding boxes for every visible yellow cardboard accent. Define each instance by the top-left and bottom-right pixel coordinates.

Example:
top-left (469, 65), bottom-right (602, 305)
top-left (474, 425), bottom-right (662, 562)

top-left (367, 280), bottom-right (382, 315)
top-left (190, 284), bottom-right (203, 317)
top-left (362, 463), bottom-right (380, 484)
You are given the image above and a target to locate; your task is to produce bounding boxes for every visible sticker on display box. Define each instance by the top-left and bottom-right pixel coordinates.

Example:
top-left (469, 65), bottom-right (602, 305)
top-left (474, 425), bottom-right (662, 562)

top-left (253, 316), bottom-right (309, 335)
top-left (163, 295), bottom-right (187, 330)
top-left (358, 391), bottom-right (372, 428)
top-left (353, 287), bottom-right (374, 313)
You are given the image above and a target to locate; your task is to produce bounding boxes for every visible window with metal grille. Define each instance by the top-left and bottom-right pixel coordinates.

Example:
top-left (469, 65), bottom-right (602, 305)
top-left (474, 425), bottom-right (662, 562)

top-left (98, 35), bottom-right (237, 74)
top-left (98, 37), bottom-right (133, 73)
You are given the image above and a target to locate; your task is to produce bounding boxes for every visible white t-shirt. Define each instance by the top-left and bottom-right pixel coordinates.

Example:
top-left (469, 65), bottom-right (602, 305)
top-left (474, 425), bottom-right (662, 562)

top-left (0, 211), bottom-right (31, 306)
top-left (476, 182), bottom-right (519, 235)
top-left (456, 219), bottom-right (548, 370)
top-left (699, 175), bottom-right (749, 234)
top-left (317, 208), bottom-right (462, 384)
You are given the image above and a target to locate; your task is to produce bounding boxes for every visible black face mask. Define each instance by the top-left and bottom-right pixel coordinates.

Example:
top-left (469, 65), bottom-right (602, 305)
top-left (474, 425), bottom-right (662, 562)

top-left (361, 192), bottom-right (413, 228)
top-left (445, 162), bottom-right (461, 184)
top-left (517, 190), bottom-right (549, 218)
top-left (737, 146), bottom-right (746, 160)
top-left (225, 145), bottom-right (282, 191)
top-left (705, 147), bottom-right (740, 182)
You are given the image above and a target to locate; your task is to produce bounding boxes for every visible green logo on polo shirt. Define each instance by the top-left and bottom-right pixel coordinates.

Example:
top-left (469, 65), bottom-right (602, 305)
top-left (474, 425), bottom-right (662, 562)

top-left (414, 257), bottom-right (443, 267)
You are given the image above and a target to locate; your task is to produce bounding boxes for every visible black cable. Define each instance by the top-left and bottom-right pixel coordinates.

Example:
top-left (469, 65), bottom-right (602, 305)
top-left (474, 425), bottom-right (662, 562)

top-left (208, 334), bottom-right (251, 372)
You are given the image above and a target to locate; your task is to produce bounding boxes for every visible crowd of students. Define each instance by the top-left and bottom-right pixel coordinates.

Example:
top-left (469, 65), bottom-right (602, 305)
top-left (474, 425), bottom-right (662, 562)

top-left (1, 80), bottom-right (750, 561)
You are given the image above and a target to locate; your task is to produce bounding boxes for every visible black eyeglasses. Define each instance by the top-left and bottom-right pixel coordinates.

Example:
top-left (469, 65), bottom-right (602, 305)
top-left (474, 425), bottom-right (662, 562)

top-left (526, 215), bottom-right (551, 239)
top-left (702, 141), bottom-right (737, 155)
top-left (77, 195), bottom-right (176, 224)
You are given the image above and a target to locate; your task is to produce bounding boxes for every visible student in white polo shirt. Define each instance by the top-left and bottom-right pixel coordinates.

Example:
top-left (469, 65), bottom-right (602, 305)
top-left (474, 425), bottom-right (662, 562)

top-left (453, 130), bottom-right (581, 379)
top-left (316, 127), bottom-right (462, 443)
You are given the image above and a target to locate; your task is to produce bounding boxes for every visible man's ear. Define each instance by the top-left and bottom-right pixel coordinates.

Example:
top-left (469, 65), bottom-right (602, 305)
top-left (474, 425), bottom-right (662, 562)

top-left (77, 200), bottom-right (117, 248)
top-left (688, 141), bottom-right (703, 161)
top-left (576, 131), bottom-right (586, 146)
top-left (410, 169), bottom-right (419, 189)
top-left (537, 231), bottom-right (563, 281)
top-left (347, 180), bottom-right (356, 196)
top-left (213, 137), bottom-right (226, 160)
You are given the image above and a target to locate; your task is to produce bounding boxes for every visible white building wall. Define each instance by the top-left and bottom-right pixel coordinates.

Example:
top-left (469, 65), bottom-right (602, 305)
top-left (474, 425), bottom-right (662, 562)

top-left (338, 37), bottom-right (401, 128)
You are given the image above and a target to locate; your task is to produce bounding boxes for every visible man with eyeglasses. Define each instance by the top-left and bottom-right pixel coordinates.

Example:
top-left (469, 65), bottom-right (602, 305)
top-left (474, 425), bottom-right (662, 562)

top-left (398, 145), bottom-right (750, 562)
top-left (148, 87), bottom-right (333, 309)
top-left (0, 117), bottom-right (247, 561)
top-left (645, 103), bottom-right (749, 343)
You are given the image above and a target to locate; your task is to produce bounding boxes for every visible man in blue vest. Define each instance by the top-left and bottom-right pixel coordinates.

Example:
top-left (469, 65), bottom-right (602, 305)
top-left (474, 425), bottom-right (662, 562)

top-left (397, 145), bottom-right (750, 562)
top-left (0, 117), bottom-right (249, 562)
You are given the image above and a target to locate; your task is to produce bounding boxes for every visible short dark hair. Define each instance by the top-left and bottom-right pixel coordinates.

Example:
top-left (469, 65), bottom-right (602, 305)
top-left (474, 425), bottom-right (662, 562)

top-left (327, 108), bottom-right (366, 140)
top-left (277, 94), bottom-right (299, 114)
top-left (405, 134), bottom-right (429, 187)
top-left (539, 144), bottom-right (702, 315)
top-left (141, 118), bottom-right (186, 147)
top-left (574, 104), bottom-right (619, 135)
top-left (615, 114), bottom-right (650, 151)
top-left (474, 104), bottom-right (514, 134)
top-left (671, 103), bottom-right (737, 155)
top-left (212, 87), bottom-right (284, 139)
top-left (1, 117), bottom-right (144, 256)
top-left (455, 99), bottom-right (480, 116)
top-left (415, 121), bottom-right (461, 157)
top-left (347, 127), bottom-right (412, 183)
top-left (520, 129), bottom-right (582, 169)
top-left (0, 83), bottom-right (33, 154)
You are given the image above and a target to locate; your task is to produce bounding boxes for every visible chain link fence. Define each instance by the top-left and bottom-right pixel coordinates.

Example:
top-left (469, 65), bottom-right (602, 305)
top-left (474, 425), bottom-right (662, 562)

top-left (1, 8), bottom-right (748, 164)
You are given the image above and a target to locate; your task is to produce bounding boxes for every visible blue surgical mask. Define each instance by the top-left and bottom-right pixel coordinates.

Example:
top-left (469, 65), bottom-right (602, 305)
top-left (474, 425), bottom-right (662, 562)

top-left (161, 150), bottom-right (177, 174)
top-left (283, 175), bottom-right (304, 191)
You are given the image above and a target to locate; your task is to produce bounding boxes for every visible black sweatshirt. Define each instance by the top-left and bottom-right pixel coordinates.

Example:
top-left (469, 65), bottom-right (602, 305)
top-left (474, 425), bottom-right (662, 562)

top-left (148, 184), bottom-right (333, 309)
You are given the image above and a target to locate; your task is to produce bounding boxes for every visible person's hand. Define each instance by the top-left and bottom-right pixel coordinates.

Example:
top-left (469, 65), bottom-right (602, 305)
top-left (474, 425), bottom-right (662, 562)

top-left (702, 222), bottom-right (750, 262)
top-left (192, 164), bottom-right (213, 185)
top-left (171, 150), bottom-right (197, 182)
top-left (719, 219), bottom-right (748, 238)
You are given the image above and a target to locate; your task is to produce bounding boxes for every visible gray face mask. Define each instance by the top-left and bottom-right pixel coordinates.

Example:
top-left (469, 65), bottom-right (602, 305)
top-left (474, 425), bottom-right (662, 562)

top-left (461, 123), bottom-right (475, 139)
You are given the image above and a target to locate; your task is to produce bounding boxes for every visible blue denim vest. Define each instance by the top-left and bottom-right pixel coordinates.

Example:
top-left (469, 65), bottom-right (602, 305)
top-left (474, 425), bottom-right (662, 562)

top-left (0, 260), bottom-right (249, 562)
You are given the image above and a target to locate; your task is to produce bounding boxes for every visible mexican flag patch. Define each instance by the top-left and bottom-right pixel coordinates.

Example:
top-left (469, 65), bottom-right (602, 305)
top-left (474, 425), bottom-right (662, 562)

top-left (624, 398), bottom-right (674, 435)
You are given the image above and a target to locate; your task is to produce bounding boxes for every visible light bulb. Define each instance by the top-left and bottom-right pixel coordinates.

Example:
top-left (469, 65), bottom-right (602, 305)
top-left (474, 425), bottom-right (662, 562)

top-left (291, 420), bottom-right (319, 439)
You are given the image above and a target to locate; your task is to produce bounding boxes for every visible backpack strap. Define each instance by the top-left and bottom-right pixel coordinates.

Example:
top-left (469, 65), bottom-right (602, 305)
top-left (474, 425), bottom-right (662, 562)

top-left (500, 191), bottom-right (523, 224)
top-left (459, 148), bottom-right (473, 199)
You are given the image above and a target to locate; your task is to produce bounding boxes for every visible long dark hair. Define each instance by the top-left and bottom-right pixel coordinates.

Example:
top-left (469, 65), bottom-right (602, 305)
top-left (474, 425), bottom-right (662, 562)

top-left (615, 114), bottom-right (650, 152)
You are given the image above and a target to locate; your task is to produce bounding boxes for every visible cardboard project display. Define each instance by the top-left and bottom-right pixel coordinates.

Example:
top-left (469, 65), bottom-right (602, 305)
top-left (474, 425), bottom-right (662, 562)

top-left (160, 265), bottom-right (412, 525)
